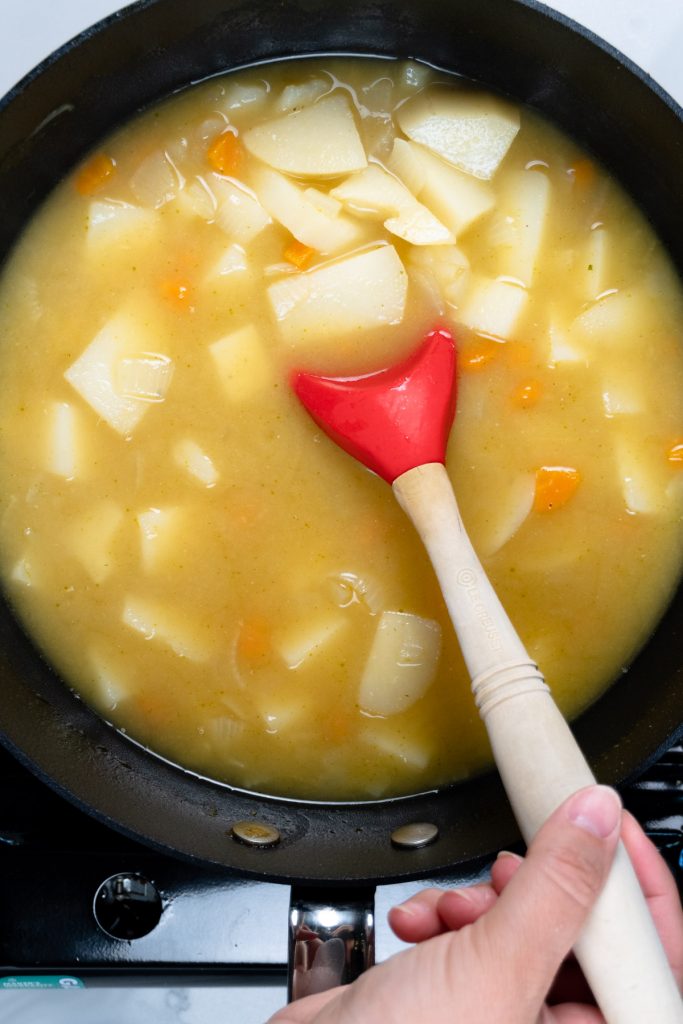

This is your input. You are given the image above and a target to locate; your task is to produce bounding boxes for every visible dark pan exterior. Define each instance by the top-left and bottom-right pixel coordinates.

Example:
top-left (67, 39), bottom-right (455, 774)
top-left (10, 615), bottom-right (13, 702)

top-left (0, 0), bottom-right (681, 884)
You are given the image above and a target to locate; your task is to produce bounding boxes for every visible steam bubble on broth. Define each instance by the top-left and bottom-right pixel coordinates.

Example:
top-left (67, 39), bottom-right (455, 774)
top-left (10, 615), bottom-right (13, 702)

top-left (0, 57), bottom-right (681, 801)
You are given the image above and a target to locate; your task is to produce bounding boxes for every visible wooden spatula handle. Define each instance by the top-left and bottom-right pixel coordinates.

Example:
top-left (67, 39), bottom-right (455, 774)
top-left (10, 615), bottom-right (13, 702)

top-left (393, 462), bottom-right (682, 1024)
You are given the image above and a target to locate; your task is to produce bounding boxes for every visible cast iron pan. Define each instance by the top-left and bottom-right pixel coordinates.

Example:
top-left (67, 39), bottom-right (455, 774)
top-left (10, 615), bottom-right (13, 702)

top-left (0, 0), bottom-right (681, 885)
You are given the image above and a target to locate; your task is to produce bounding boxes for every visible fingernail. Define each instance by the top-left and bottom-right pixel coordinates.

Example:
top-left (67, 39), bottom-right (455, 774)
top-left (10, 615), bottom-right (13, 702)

top-left (392, 901), bottom-right (417, 918)
top-left (495, 850), bottom-right (523, 864)
top-left (566, 785), bottom-right (622, 838)
top-left (446, 888), bottom-right (476, 905)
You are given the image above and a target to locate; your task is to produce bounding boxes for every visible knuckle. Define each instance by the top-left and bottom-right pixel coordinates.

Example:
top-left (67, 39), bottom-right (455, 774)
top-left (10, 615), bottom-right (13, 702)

top-left (539, 842), bottom-right (605, 911)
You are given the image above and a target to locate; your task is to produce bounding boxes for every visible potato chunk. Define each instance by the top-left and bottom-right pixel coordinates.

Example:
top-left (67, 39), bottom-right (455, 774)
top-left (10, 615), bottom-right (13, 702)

top-left (615, 432), bottom-right (669, 515)
top-left (476, 473), bottom-right (535, 557)
top-left (243, 93), bottom-right (367, 178)
top-left (210, 325), bottom-right (272, 403)
top-left (10, 555), bottom-right (39, 588)
top-left (548, 320), bottom-right (587, 366)
top-left (65, 309), bottom-right (172, 436)
top-left (388, 140), bottom-right (495, 236)
top-left (397, 86), bottom-right (520, 180)
top-left (275, 613), bottom-right (346, 669)
top-left (68, 500), bottom-right (124, 584)
top-left (122, 596), bottom-right (213, 662)
top-left (212, 176), bottom-right (272, 244)
top-left (601, 367), bottom-right (645, 416)
top-left (206, 243), bottom-right (249, 283)
top-left (174, 439), bottom-right (219, 487)
top-left (359, 611), bottom-right (442, 716)
top-left (581, 227), bottom-right (610, 301)
top-left (86, 200), bottom-right (159, 253)
top-left (46, 401), bottom-right (82, 479)
top-left (136, 506), bottom-right (184, 573)
top-left (267, 245), bottom-right (407, 342)
top-left (252, 166), bottom-right (365, 254)
top-left (277, 78), bottom-right (329, 113)
top-left (363, 727), bottom-right (433, 771)
top-left (88, 649), bottom-right (130, 710)
top-left (129, 150), bottom-right (180, 208)
top-left (330, 164), bottom-right (453, 245)
top-left (489, 170), bottom-right (551, 286)
top-left (571, 290), bottom-right (646, 348)
top-left (457, 277), bottom-right (528, 340)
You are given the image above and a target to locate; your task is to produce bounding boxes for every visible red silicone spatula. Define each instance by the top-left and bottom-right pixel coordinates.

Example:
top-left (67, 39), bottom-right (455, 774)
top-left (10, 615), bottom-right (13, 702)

top-left (293, 325), bottom-right (681, 1024)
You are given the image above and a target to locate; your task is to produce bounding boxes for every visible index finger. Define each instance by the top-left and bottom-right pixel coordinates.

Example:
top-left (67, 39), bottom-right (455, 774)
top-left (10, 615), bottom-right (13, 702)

top-left (621, 810), bottom-right (683, 986)
top-left (268, 986), bottom-right (344, 1024)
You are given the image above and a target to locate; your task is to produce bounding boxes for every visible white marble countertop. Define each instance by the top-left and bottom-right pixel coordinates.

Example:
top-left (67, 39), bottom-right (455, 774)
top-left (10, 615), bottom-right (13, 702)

top-left (0, 2), bottom-right (682, 1021)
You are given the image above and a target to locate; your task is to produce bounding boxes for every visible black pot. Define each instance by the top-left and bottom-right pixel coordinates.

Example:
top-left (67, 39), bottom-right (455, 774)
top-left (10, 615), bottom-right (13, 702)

top-left (0, 0), bottom-right (681, 898)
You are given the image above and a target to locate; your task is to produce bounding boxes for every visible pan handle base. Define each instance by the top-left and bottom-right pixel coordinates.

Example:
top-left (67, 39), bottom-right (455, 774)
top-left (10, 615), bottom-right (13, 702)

top-left (287, 885), bottom-right (375, 1002)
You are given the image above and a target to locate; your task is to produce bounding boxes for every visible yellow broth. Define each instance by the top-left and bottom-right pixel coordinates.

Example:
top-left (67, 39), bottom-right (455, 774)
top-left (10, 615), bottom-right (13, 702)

top-left (0, 58), bottom-right (681, 800)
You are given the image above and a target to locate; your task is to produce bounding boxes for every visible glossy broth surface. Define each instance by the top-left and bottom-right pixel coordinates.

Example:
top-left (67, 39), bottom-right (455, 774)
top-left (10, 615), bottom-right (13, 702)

top-left (0, 58), bottom-right (681, 800)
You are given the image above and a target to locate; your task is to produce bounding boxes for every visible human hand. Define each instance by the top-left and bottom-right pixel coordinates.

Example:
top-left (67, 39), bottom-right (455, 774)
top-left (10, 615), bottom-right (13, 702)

top-left (268, 786), bottom-right (683, 1024)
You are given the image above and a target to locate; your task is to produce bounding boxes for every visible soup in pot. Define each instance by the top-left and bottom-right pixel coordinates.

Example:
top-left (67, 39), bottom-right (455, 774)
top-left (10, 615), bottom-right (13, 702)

top-left (0, 58), bottom-right (681, 800)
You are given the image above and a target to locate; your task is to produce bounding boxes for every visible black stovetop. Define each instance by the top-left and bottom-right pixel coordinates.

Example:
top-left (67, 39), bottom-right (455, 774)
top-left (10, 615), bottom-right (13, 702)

top-left (0, 743), bottom-right (681, 986)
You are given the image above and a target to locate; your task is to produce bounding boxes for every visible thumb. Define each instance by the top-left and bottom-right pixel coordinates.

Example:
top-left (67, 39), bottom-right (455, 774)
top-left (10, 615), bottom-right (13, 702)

top-left (476, 785), bottom-right (622, 1014)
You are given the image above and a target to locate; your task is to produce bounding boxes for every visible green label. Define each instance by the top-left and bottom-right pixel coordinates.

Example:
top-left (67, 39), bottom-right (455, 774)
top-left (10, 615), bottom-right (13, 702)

top-left (0, 976), bottom-right (84, 989)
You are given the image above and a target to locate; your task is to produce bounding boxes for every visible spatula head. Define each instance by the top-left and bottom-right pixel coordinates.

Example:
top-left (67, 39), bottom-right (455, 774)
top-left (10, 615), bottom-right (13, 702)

top-left (292, 326), bottom-right (456, 484)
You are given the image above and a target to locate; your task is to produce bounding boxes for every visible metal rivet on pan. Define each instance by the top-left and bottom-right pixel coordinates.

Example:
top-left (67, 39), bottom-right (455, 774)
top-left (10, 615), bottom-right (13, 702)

top-left (391, 822), bottom-right (439, 850)
top-left (231, 820), bottom-right (281, 848)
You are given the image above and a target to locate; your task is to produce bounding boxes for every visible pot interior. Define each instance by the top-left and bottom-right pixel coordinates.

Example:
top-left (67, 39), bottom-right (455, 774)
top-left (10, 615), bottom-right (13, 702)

top-left (0, 0), bottom-right (681, 883)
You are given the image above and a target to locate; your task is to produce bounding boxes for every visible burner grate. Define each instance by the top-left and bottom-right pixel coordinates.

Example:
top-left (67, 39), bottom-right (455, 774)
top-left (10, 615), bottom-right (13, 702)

top-left (0, 742), bottom-right (681, 982)
top-left (622, 744), bottom-right (683, 890)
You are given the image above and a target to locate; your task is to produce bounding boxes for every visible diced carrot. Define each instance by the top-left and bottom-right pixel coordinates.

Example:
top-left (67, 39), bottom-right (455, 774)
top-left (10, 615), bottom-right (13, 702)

top-left (667, 440), bottom-right (683, 466)
top-left (237, 616), bottom-right (272, 665)
top-left (323, 712), bottom-right (352, 745)
top-left (134, 693), bottom-right (174, 728)
top-left (158, 276), bottom-right (194, 311)
top-left (505, 342), bottom-right (532, 367)
top-left (512, 379), bottom-right (543, 409)
top-left (534, 466), bottom-right (581, 513)
top-left (225, 496), bottom-right (262, 527)
top-left (356, 515), bottom-right (386, 547)
top-left (207, 130), bottom-right (243, 175)
top-left (75, 153), bottom-right (116, 196)
top-left (284, 239), bottom-right (317, 270)
top-left (458, 337), bottom-right (502, 372)
top-left (570, 158), bottom-right (596, 190)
